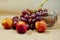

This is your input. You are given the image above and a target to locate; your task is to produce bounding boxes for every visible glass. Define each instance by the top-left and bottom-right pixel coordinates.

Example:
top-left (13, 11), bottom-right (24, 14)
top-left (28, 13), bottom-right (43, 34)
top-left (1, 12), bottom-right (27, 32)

top-left (41, 11), bottom-right (58, 27)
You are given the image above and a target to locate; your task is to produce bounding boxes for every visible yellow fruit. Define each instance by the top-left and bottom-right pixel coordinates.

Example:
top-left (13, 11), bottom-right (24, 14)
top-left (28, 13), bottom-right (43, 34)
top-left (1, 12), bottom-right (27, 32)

top-left (2, 18), bottom-right (12, 29)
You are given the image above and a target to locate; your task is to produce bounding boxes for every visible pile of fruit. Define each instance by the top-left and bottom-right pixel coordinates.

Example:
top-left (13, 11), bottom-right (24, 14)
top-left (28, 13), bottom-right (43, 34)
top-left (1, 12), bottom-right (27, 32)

top-left (2, 0), bottom-right (57, 34)
top-left (2, 8), bottom-right (48, 34)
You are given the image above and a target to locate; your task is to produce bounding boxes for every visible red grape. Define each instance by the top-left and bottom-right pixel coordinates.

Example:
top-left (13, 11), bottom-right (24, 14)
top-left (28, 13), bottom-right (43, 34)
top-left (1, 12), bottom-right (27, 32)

top-left (36, 12), bottom-right (41, 16)
top-left (13, 16), bottom-right (19, 19)
top-left (12, 21), bottom-right (18, 30)
top-left (29, 23), bottom-right (35, 30)
top-left (12, 19), bottom-right (18, 22)
top-left (36, 17), bottom-right (42, 21)
top-left (41, 12), bottom-right (48, 16)
top-left (32, 19), bottom-right (36, 23)
top-left (24, 14), bottom-right (29, 19)
top-left (22, 10), bottom-right (28, 15)
top-left (26, 9), bottom-right (33, 14)
top-left (28, 18), bottom-right (32, 24)
top-left (19, 17), bottom-right (27, 23)
top-left (29, 14), bottom-right (36, 18)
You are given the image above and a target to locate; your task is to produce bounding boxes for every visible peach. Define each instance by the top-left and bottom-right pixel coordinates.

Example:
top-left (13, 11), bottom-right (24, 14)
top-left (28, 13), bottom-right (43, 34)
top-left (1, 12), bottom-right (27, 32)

top-left (16, 21), bottom-right (28, 34)
top-left (35, 20), bottom-right (47, 33)
top-left (2, 18), bottom-right (12, 29)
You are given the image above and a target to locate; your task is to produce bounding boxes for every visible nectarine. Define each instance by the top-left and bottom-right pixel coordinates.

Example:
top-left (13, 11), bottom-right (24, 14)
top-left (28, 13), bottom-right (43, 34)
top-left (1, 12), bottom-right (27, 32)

top-left (16, 21), bottom-right (28, 34)
top-left (35, 20), bottom-right (47, 33)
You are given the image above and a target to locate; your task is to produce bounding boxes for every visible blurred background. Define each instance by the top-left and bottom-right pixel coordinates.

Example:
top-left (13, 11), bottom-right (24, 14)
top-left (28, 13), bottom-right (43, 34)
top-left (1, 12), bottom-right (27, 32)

top-left (0, 0), bottom-right (60, 15)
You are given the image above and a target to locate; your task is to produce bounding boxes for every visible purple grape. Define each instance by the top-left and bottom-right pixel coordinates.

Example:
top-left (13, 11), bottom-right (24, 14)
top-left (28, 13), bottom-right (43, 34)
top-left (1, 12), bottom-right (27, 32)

top-left (12, 21), bottom-right (18, 30)
top-left (12, 19), bottom-right (18, 22)
top-left (31, 14), bottom-right (36, 18)
top-left (29, 14), bottom-right (36, 19)
top-left (13, 16), bottom-right (19, 19)
top-left (32, 19), bottom-right (36, 23)
top-left (29, 23), bottom-right (35, 30)
top-left (24, 14), bottom-right (29, 18)
top-left (26, 9), bottom-right (33, 14)
top-left (41, 12), bottom-right (48, 16)
top-left (36, 12), bottom-right (41, 16)
top-left (22, 10), bottom-right (28, 15)
top-left (19, 17), bottom-right (27, 22)
top-left (28, 18), bottom-right (36, 25)
top-left (36, 17), bottom-right (42, 21)
top-left (28, 18), bottom-right (32, 24)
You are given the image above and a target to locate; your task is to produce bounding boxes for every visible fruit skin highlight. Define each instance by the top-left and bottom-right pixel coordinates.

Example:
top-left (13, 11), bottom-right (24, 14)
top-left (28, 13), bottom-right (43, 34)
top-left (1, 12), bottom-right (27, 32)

top-left (16, 21), bottom-right (28, 34)
top-left (2, 18), bottom-right (12, 29)
top-left (35, 20), bottom-right (47, 33)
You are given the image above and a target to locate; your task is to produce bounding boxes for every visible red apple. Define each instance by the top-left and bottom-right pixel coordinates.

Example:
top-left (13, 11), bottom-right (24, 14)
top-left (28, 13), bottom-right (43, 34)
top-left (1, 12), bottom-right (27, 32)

top-left (2, 18), bottom-right (12, 29)
top-left (16, 21), bottom-right (28, 34)
top-left (35, 20), bottom-right (47, 33)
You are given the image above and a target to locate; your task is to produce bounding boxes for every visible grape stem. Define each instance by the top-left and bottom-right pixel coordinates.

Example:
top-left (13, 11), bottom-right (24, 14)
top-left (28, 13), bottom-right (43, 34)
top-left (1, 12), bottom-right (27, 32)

top-left (33, 0), bottom-right (48, 10)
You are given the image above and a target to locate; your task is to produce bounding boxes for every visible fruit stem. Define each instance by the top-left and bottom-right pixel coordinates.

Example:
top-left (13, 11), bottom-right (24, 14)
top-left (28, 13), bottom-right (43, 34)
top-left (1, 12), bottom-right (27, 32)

top-left (33, 0), bottom-right (48, 10)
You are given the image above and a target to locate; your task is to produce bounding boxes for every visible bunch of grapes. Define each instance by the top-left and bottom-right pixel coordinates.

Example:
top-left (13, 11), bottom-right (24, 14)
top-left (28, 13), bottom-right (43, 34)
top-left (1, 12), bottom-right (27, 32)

top-left (19, 9), bottom-right (48, 30)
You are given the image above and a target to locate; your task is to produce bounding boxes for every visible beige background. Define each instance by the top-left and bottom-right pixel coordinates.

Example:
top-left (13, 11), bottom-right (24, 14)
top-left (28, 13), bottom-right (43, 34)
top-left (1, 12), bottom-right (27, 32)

top-left (0, 0), bottom-right (60, 15)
